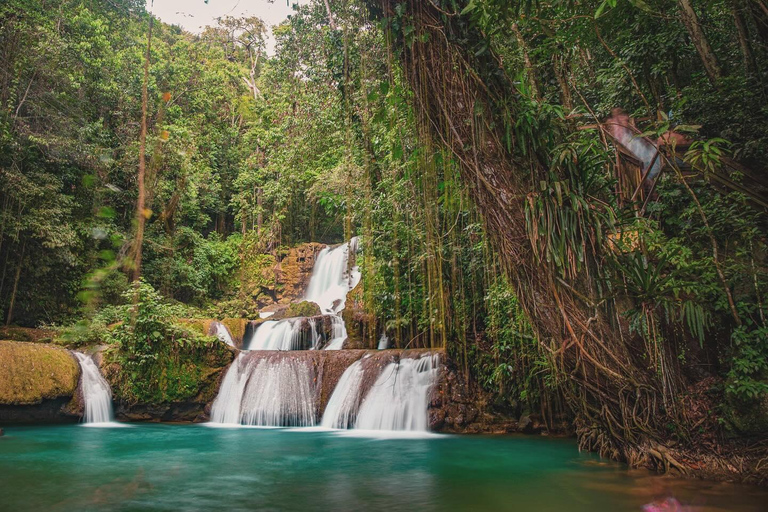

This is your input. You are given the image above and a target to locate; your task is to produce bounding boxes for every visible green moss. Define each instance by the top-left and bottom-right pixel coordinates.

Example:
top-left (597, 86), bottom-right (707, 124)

top-left (0, 340), bottom-right (79, 405)
top-left (284, 301), bottom-right (321, 318)
top-left (221, 318), bottom-right (248, 344)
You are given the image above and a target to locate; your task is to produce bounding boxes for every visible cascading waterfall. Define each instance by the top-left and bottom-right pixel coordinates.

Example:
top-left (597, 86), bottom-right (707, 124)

top-left (74, 352), bottom-right (114, 424)
top-left (210, 353), bottom-right (317, 426)
top-left (320, 360), bottom-right (366, 429)
top-left (304, 237), bottom-right (360, 315)
top-left (324, 315), bottom-right (348, 350)
top-left (377, 333), bottom-right (389, 350)
top-left (244, 318), bottom-right (321, 351)
top-left (213, 322), bottom-right (235, 347)
top-left (320, 353), bottom-right (441, 432)
top-left (354, 354), bottom-right (439, 431)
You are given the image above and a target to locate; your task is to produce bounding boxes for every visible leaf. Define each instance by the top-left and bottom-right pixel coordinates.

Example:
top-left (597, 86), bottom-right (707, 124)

top-left (461, 0), bottom-right (477, 16)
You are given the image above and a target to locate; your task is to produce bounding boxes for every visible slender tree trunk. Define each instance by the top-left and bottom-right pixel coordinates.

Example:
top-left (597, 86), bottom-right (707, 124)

top-left (132, 12), bottom-right (154, 282)
top-left (512, 24), bottom-right (540, 101)
top-left (257, 187), bottom-right (263, 234)
top-left (731, 0), bottom-right (757, 74)
top-left (677, 0), bottom-right (722, 85)
top-left (6, 240), bottom-right (25, 326)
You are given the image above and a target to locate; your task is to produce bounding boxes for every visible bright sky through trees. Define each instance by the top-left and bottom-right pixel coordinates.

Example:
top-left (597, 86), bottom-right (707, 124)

top-left (147, 0), bottom-right (308, 53)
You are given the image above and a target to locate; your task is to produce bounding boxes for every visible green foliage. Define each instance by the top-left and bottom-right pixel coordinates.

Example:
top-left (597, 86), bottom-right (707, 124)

top-left (472, 275), bottom-right (547, 410)
top-left (100, 281), bottom-right (231, 404)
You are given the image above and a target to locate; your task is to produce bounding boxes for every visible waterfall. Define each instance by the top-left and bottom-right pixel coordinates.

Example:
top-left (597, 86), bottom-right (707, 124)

top-left (320, 360), bottom-right (365, 429)
top-left (307, 318), bottom-right (319, 350)
top-left (377, 333), bottom-right (389, 350)
top-left (210, 353), bottom-right (317, 426)
top-left (305, 237), bottom-right (360, 315)
top-left (324, 315), bottom-right (348, 350)
top-left (354, 354), bottom-right (439, 431)
top-left (244, 318), bottom-right (321, 351)
top-left (74, 352), bottom-right (114, 424)
top-left (213, 322), bottom-right (235, 347)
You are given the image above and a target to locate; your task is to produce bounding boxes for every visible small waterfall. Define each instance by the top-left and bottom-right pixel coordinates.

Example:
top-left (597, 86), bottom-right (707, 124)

top-left (305, 237), bottom-right (360, 315)
top-left (320, 360), bottom-right (365, 429)
top-left (244, 318), bottom-right (320, 351)
top-left (213, 322), bottom-right (235, 347)
top-left (259, 311), bottom-right (275, 319)
top-left (354, 354), bottom-right (439, 431)
top-left (210, 353), bottom-right (317, 426)
top-left (377, 333), bottom-right (389, 350)
top-left (324, 315), bottom-right (348, 350)
top-left (307, 318), bottom-right (319, 350)
top-left (74, 352), bottom-right (114, 424)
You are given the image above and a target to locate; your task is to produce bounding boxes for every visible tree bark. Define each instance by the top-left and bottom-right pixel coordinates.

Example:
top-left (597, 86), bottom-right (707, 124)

top-left (376, 0), bottom-right (679, 465)
top-left (132, 12), bottom-right (153, 282)
top-left (677, 0), bottom-right (722, 85)
top-left (731, 0), bottom-right (757, 74)
top-left (5, 240), bottom-right (25, 326)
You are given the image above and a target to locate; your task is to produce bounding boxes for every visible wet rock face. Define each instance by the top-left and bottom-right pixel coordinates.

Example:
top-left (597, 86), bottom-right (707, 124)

top-left (0, 340), bottom-right (82, 424)
top-left (427, 360), bottom-right (523, 434)
top-left (274, 243), bottom-right (325, 303)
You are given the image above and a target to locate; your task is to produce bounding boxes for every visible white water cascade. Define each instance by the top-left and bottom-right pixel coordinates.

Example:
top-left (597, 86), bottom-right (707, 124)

top-left (324, 315), bottom-right (348, 351)
top-left (244, 318), bottom-right (321, 351)
top-left (305, 237), bottom-right (361, 315)
top-left (74, 352), bottom-right (115, 424)
top-left (210, 353), bottom-right (317, 426)
top-left (354, 354), bottom-right (439, 431)
top-left (320, 360), bottom-right (366, 429)
top-left (213, 322), bottom-right (235, 347)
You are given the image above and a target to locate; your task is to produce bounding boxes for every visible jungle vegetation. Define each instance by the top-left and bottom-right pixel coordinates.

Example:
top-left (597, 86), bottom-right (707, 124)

top-left (1, 0), bottom-right (766, 478)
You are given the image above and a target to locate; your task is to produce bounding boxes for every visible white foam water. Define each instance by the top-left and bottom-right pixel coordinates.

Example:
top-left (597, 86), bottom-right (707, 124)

top-left (74, 352), bottom-right (115, 424)
top-left (210, 354), bottom-right (317, 427)
top-left (305, 237), bottom-right (360, 315)
top-left (213, 322), bottom-right (235, 347)
top-left (244, 318), bottom-right (321, 351)
top-left (354, 354), bottom-right (439, 431)
top-left (320, 360), bottom-right (365, 428)
top-left (324, 315), bottom-right (348, 350)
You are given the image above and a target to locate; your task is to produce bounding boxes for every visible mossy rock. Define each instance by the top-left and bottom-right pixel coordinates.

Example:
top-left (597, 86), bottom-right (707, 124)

top-left (221, 318), bottom-right (249, 344)
top-left (277, 301), bottom-right (322, 319)
top-left (0, 340), bottom-right (79, 405)
top-left (176, 319), bottom-right (215, 337)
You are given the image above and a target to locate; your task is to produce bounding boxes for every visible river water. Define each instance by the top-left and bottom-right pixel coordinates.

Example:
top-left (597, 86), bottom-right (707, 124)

top-left (0, 424), bottom-right (765, 511)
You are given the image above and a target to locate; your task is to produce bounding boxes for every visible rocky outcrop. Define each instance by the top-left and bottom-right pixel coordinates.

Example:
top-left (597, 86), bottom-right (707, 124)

top-left (259, 242), bottom-right (324, 306)
top-left (0, 340), bottom-right (82, 423)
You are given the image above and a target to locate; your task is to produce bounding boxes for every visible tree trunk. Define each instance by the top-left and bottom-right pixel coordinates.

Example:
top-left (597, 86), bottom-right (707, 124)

top-left (677, 0), bottom-right (722, 85)
top-left (132, 14), bottom-right (153, 282)
top-left (512, 23), bottom-right (540, 101)
top-left (257, 187), bottom-right (263, 234)
top-left (376, 0), bottom-right (680, 466)
top-left (5, 240), bottom-right (25, 326)
top-left (731, 0), bottom-right (757, 74)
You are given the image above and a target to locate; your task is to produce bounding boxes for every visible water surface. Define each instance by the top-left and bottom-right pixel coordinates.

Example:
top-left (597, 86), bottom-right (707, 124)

top-left (0, 424), bottom-right (765, 511)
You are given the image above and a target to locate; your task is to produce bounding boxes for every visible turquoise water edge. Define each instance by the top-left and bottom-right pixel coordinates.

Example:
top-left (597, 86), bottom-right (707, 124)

top-left (0, 424), bottom-right (765, 512)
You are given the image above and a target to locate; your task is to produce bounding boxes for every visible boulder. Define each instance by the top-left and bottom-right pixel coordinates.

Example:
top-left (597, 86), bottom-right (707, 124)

top-left (0, 340), bottom-right (82, 423)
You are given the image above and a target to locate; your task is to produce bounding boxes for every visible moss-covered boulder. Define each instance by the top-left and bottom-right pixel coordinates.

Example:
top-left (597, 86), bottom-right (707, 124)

top-left (274, 301), bottom-right (322, 320)
top-left (0, 340), bottom-right (81, 423)
top-left (221, 318), bottom-right (249, 345)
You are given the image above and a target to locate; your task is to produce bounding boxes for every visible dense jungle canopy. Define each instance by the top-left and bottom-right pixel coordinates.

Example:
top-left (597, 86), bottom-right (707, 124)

top-left (1, 0), bottom-right (767, 480)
